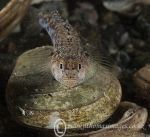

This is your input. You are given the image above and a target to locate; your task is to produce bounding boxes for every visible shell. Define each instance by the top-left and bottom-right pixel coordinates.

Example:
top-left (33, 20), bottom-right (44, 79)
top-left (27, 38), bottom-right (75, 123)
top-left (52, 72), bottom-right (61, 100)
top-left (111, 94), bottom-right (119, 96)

top-left (6, 46), bottom-right (122, 129)
top-left (61, 101), bottom-right (148, 136)
top-left (89, 103), bottom-right (148, 137)
top-left (0, 0), bottom-right (31, 41)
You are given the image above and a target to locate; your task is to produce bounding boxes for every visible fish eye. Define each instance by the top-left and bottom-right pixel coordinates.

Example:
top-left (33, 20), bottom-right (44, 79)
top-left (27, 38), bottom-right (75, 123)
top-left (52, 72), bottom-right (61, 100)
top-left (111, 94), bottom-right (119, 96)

top-left (79, 64), bottom-right (81, 69)
top-left (60, 64), bottom-right (63, 69)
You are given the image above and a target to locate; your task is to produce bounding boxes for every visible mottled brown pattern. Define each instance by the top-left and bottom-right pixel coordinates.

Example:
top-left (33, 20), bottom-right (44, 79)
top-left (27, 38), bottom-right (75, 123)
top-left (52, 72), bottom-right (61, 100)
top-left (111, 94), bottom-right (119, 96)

top-left (38, 11), bottom-right (99, 88)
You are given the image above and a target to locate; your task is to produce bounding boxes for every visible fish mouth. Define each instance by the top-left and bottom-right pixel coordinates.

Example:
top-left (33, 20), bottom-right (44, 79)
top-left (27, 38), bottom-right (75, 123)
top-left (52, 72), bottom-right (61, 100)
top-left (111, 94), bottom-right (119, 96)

top-left (62, 80), bottom-right (78, 88)
top-left (63, 78), bottom-right (77, 81)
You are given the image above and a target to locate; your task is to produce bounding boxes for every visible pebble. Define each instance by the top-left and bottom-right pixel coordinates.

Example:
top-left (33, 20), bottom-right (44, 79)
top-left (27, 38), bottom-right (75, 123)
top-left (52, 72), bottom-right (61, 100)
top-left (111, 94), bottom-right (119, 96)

top-left (133, 64), bottom-right (150, 99)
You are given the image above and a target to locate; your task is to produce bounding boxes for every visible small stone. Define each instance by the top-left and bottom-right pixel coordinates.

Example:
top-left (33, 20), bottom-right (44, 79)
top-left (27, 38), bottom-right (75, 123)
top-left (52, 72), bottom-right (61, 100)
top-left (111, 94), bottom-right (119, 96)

top-left (133, 65), bottom-right (150, 99)
top-left (119, 32), bottom-right (129, 46)
top-left (126, 44), bottom-right (134, 53)
top-left (117, 51), bottom-right (130, 68)
top-left (103, 0), bottom-right (150, 16)
top-left (7, 42), bottom-right (16, 53)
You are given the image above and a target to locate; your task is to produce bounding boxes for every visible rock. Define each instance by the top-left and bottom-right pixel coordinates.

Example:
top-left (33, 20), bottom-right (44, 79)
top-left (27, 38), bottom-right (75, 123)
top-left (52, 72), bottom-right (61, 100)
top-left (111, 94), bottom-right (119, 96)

top-left (71, 2), bottom-right (98, 26)
top-left (133, 64), bottom-right (150, 100)
top-left (102, 0), bottom-right (150, 16)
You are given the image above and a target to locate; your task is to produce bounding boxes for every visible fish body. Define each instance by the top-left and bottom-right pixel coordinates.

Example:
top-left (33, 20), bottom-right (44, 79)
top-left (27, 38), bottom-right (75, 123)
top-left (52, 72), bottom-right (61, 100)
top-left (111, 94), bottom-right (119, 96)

top-left (38, 11), bottom-right (100, 88)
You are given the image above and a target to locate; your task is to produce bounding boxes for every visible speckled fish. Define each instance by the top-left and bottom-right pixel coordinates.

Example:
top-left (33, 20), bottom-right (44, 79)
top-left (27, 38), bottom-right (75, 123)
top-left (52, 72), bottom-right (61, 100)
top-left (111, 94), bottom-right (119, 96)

top-left (6, 10), bottom-right (121, 131)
